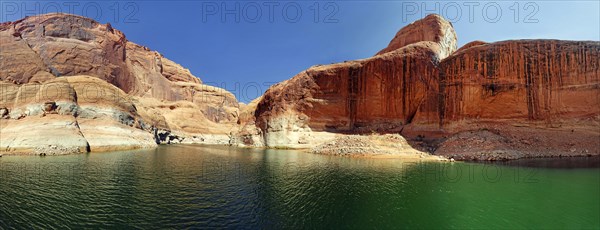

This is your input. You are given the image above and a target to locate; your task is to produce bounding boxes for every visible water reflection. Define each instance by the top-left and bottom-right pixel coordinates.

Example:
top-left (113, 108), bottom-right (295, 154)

top-left (487, 156), bottom-right (600, 169)
top-left (0, 145), bottom-right (598, 229)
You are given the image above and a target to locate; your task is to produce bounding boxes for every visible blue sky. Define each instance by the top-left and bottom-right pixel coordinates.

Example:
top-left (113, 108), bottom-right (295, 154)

top-left (1, 1), bottom-right (599, 102)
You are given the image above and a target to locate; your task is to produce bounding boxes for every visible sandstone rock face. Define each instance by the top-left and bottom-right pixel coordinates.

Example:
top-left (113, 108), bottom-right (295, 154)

top-left (0, 13), bottom-right (239, 154)
top-left (0, 115), bottom-right (90, 155)
top-left (0, 76), bottom-right (156, 155)
top-left (2, 13), bottom-right (598, 160)
top-left (244, 14), bottom-right (600, 159)
top-left (411, 40), bottom-right (600, 127)
top-left (1, 14), bottom-right (128, 86)
top-left (249, 15), bottom-right (458, 148)
top-left (253, 42), bottom-right (443, 148)
top-left (0, 13), bottom-right (201, 93)
top-left (455, 40), bottom-right (487, 53)
top-left (406, 39), bottom-right (600, 159)
top-left (232, 97), bottom-right (266, 147)
top-left (376, 14), bottom-right (457, 59)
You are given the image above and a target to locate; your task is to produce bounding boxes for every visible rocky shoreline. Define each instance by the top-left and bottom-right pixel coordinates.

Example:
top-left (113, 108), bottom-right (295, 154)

top-left (408, 127), bottom-right (599, 161)
top-left (310, 134), bottom-right (447, 161)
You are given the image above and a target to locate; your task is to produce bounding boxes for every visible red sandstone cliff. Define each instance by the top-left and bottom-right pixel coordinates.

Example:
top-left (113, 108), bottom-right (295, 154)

top-left (1, 13), bottom-right (598, 159)
top-left (245, 14), bottom-right (457, 148)
top-left (244, 15), bottom-right (600, 159)
top-left (413, 40), bottom-right (599, 126)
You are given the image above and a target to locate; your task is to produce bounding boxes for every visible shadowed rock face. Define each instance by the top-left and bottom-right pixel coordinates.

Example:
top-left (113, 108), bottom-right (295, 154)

top-left (0, 13), bottom-right (239, 154)
top-left (245, 14), bottom-right (600, 159)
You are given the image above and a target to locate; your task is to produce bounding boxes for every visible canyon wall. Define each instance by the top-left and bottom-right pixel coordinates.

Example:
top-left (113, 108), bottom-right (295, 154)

top-left (245, 14), bottom-right (457, 148)
top-left (242, 15), bottom-right (600, 159)
top-left (0, 13), bottom-right (239, 155)
top-left (453, 40), bottom-right (599, 122)
top-left (1, 13), bottom-right (598, 159)
top-left (251, 42), bottom-right (445, 148)
top-left (412, 40), bottom-right (599, 128)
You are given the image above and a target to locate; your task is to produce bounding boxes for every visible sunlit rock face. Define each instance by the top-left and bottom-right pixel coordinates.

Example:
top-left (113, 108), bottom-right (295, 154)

top-left (249, 14), bottom-right (457, 148)
top-left (1, 13), bottom-right (598, 159)
top-left (0, 13), bottom-right (200, 93)
top-left (0, 76), bottom-right (156, 155)
top-left (376, 14), bottom-right (457, 59)
top-left (244, 14), bottom-right (600, 159)
top-left (413, 40), bottom-right (600, 127)
top-left (252, 42), bottom-right (443, 148)
top-left (0, 13), bottom-right (240, 154)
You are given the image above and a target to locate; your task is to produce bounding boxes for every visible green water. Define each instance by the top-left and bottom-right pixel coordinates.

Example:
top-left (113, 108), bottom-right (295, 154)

top-left (0, 145), bottom-right (598, 229)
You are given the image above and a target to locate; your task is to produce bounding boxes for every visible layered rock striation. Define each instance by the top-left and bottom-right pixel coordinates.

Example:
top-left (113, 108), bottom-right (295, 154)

top-left (0, 76), bottom-right (156, 154)
top-left (412, 40), bottom-right (599, 127)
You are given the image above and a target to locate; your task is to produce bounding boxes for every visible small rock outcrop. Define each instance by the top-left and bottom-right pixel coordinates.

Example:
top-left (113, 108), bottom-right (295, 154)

top-left (376, 14), bottom-right (457, 59)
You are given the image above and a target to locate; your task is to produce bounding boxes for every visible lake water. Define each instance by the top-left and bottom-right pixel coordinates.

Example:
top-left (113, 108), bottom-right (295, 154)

top-left (0, 145), bottom-right (598, 229)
